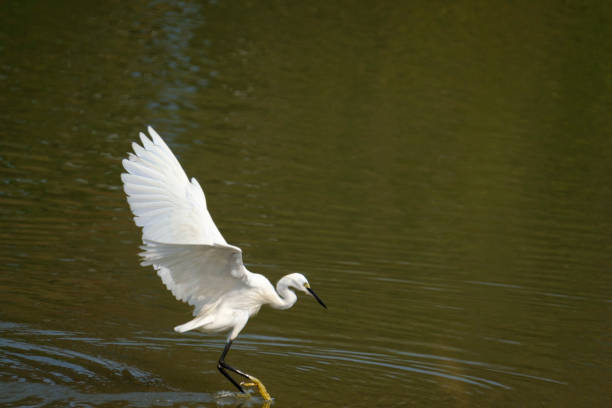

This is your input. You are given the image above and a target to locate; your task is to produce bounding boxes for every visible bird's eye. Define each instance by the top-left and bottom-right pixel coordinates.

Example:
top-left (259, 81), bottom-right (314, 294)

top-left (303, 282), bottom-right (310, 288)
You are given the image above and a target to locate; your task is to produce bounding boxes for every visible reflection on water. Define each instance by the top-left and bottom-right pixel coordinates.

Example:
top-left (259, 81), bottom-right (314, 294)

top-left (1, 0), bottom-right (611, 407)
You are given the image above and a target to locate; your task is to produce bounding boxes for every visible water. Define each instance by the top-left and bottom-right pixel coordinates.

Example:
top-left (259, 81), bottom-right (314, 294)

top-left (1, 1), bottom-right (611, 406)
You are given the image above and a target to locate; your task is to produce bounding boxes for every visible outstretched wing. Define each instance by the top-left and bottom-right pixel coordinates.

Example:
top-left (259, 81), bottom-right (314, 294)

top-left (121, 126), bottom-right (225, 245)
top-left (140, 240), bottom-right (251, 316)
top-left (121, 127), bottom-right (251, 315)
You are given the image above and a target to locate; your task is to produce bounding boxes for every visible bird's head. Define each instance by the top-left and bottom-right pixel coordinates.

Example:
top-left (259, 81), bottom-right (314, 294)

top-left (284, 273), bottom-right (327, 309)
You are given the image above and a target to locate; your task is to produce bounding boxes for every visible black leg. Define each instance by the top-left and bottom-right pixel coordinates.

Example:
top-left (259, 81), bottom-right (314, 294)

top-left (217, 340), bottom-right (251, 393)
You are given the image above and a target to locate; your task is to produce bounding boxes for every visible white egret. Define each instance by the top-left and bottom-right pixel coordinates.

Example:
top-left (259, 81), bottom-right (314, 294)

top-left (120, 126), bottom-right (326, 401)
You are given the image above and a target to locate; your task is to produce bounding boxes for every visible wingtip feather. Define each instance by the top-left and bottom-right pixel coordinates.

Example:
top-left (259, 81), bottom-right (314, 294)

top-left (139, 132), bottom-right (153, 149)
top-left (147, 125), bottom-right (159, 138)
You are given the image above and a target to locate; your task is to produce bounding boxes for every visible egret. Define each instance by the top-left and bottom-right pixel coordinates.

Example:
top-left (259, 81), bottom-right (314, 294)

top-left (120, 126), bottom-right (327, 401)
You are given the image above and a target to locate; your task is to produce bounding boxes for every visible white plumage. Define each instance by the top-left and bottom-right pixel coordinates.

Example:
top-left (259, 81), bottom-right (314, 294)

top-left (121, 126), bottom-right (225, 245)
top-left (121, 126), bottom-right (326, 399)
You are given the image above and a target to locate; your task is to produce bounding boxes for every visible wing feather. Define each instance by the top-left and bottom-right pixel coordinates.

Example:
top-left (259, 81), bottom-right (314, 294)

top-left (121, 126), bottom-right (251, 316)
top-left (140, 240), bottom-right (250, 316)
top-left (121, 127), bottom-right (225, 245)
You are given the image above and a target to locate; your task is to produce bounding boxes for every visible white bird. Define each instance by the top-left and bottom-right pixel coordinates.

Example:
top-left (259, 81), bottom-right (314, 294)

top-left (120, 126), bottom-right (326, 401)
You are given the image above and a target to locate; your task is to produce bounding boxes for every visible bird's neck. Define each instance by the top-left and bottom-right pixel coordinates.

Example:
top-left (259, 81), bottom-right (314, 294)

top-left (270, 276), bottom-right (298, 310)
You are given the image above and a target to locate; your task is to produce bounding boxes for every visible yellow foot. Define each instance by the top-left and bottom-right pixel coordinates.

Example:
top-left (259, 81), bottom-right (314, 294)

top-left (241, 376), bottom-right (272, 401)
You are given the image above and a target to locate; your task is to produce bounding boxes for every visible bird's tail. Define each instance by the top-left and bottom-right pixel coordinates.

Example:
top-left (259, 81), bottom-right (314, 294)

top-left (174, 316), bottom-right (211, 333)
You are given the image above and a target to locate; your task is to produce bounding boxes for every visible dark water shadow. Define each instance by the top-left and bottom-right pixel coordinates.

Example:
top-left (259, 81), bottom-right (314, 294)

top-left (1, 382), bottom-right (271, 407)
top-left (0, 322), bottom-right (272, 407)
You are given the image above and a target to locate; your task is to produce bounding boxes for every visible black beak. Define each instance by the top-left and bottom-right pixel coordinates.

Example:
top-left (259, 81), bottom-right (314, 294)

top-left (307, 287), bottom-right (327, 309)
